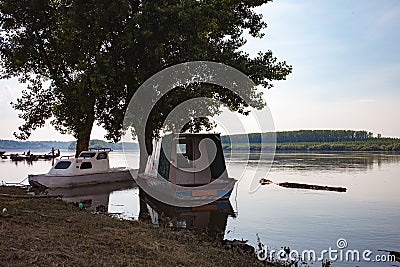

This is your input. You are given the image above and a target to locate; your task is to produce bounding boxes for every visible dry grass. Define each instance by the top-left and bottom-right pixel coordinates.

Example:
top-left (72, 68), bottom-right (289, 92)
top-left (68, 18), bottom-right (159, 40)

top-left (0, 186), bottom-right (272, 267)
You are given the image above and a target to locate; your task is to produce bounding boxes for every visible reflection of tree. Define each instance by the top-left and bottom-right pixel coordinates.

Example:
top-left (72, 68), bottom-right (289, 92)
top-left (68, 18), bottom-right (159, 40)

top-left (226, 152), bottom-right (400, 172)
top-left (139, 189), bottom-right (234, 240)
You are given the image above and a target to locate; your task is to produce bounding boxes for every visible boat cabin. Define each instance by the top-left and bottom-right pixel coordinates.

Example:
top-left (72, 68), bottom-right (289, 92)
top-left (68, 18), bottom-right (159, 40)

top-left (48, 148), bottom-right (111, 176)
top-left (145, 133), bottom-right (228, 186)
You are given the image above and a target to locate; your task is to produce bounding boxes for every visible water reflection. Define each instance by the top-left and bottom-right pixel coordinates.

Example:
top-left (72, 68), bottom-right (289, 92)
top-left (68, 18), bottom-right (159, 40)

top-left (47, 180), bottom-right (136, 212)
top-left (139, 189), bottom-right (235, 238)
top-left (48, 182), bottom-right (235, 239)
top-left (226, 152), bottom-right (400, 172)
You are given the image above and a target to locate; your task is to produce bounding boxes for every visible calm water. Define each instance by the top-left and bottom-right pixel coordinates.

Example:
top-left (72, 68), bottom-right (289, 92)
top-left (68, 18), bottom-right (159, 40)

top-left (1, 150), bottom-right (399, 266)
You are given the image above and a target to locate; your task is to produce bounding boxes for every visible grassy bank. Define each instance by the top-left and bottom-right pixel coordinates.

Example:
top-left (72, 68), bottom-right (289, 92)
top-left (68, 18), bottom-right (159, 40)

top-left (0, 186), bottom-right (269, 267)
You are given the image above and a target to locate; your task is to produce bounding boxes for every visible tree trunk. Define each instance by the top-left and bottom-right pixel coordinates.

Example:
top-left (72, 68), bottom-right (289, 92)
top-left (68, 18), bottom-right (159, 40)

top-left (138, 188), bottom-right (151, 221)
top-left (137, 132), bottom-right (154, 174)
top-left (75, 104), bottom-right (96, 157)
top-left (75, 122), bottom-right (93, 157)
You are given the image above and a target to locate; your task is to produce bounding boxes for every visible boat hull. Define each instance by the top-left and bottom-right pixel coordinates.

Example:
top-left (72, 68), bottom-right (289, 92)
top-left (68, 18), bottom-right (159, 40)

top-left (136, 174), bottom-right (236, 206)
top-left (29, 168), bottom-right (138, 188)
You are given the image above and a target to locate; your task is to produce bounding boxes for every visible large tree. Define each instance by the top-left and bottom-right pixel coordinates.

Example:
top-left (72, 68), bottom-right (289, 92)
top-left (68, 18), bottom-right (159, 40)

top-left (0, 0), bottom-right (292, 159)
top-left (0, 0), bottom-right (129, 155)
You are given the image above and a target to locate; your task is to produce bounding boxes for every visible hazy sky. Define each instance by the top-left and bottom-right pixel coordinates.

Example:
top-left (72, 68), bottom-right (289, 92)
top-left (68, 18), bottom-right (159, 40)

top-left (0, 0), bottom-right (399, 141)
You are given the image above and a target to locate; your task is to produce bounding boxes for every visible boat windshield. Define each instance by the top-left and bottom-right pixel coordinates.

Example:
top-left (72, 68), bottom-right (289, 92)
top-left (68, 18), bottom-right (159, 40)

top-left (79, 152), bottom-right (96, 158)
top-left (54, 161), bottom-right (72, 169)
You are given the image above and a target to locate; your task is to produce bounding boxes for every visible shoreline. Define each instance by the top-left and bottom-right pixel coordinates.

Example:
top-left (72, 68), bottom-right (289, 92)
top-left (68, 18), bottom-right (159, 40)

top-left (0, 186), bottom-right (274, 267)
top-left (222, 140), bottom-right (400, 152)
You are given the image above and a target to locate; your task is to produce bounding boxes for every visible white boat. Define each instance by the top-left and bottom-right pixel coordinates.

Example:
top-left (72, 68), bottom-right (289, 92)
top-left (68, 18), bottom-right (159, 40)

top-left (29, 148), bottom-right (136, 188)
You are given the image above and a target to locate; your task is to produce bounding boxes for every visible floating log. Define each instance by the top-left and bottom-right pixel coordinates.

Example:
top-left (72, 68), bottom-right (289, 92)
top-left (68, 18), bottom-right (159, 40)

top-left (278, 182), bottom-right (346, 192)
top-left (378, 250), bottom-right (400, 262)
top-left (259, 178), bottom-right (347, 192)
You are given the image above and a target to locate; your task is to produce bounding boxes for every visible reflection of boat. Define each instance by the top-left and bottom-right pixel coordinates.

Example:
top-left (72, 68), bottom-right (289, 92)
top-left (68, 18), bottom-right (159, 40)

top-left (9, 153), bottom-right (40, 162)
top-left (140, 190), bottom-right (235, 236)
top-left (137, 133), bottom-right (236, 204)
top-left (47, 180), bottom-right (137, 212)
top-left (10, 154), bottom-right (26, 161)
top-left (29, 148), bottom-right (137, 188)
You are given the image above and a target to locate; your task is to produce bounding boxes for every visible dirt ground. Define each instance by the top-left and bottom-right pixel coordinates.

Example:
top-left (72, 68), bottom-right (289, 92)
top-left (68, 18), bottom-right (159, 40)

top-left (0, 186), bottom-right (273, 267)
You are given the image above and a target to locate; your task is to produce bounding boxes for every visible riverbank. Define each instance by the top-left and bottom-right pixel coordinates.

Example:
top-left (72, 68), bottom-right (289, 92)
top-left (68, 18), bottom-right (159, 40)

top-left (223, 139), bottom-right (400, 152)
top-left (276, 139), bottom-right (400, 151)
top-left (0, 186), bottom-right (270, 267)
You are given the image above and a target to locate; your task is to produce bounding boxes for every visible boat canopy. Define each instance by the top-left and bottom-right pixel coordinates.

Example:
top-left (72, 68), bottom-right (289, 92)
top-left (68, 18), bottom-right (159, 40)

top-left (48, 148), bottom-right (112, 176)
top-left (145, 133), bottom-right (228, 186)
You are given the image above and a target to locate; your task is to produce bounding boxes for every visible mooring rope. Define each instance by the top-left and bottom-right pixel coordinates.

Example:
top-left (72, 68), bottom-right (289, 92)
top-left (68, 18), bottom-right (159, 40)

top-left (2, 176), bottom-right (29, 187)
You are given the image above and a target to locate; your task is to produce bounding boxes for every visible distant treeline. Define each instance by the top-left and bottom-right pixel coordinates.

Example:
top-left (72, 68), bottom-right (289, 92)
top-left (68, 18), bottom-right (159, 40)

top-left (1, 130), bottom-right (399, 152)
top-left (221, 130), bottom-right (400, 152)
top-left (0, 140), bottom-right (70, 150)
top-left (221, 130), bottom-right (377, 144)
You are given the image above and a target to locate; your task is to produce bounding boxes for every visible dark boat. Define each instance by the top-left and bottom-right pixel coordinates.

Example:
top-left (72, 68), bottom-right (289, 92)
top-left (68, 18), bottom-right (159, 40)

top-left (10, 154), bottom-right (25, 161)
top-left (137, 133), bottom-right (236, 206)
top-left (0, 151), bottom-right (5, 156)
top-left (38, 150), bottom-right (60, 160)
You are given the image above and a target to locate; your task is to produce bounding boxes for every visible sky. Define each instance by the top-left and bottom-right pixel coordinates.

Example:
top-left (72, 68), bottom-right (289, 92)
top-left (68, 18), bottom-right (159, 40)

top-left (0, 0), bottom-right (399, 141)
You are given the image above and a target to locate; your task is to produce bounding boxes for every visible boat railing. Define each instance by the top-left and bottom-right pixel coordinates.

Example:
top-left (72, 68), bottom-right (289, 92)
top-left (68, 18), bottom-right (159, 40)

top-left (60, 155), bottom-right (74, 159)
top-left (88, 148), bottom-right (112, 152)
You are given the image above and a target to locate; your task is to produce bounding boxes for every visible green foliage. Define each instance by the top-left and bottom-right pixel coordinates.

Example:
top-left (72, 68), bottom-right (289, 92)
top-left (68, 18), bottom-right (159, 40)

top-left (0, 0), bottom-right (129, 154)
top-left (222, 130), bottom-right (375, 144)
top-left (1, 0), bottom-right (292, 156)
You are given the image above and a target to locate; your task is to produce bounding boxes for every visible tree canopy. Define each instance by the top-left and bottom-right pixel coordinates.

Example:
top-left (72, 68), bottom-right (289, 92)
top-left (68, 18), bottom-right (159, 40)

top-left (0, 0), bottom-right (292, 157)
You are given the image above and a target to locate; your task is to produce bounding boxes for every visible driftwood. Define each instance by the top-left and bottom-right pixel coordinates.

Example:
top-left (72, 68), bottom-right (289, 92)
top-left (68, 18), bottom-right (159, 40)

top-left (259, 178), bottom-right (347, 192)
top-left (278, 182), bottom-right (346, 192)
top-left (378, 250), bottom-right (400, 262)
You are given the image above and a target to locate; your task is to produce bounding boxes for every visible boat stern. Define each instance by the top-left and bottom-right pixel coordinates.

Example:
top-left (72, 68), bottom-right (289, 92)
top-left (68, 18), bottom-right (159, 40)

top-left (28, 174), bottom-right (48, 189)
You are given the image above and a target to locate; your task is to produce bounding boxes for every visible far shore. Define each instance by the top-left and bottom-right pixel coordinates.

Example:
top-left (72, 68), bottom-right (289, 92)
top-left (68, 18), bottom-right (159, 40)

top-left (223, 140), bottom-right (400, 152)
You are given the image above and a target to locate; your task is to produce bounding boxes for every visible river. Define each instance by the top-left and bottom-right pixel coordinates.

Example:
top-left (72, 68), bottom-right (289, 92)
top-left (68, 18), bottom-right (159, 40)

top-left (1, 150), bottom-right (399, 266)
